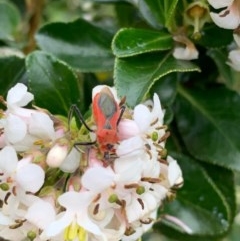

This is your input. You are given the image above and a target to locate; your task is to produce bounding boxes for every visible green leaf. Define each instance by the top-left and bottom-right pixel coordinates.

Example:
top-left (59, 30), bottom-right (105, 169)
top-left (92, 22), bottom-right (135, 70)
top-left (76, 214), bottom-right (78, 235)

top-left (26, 51), bottom-right (82, 116)
top-left (0, 0), bottom-right (20, 42)
top-left (0, 56), bottom-right (26, 97)
top-left (150, 73), bottom-right (178, 107)
top-left (154, 153), bottom-right (235, 240)
top-left (114, 52), bottom-right (200, 107)
top-left (197, 24), bottom-right (233, 48)
top-left (138, 0), bottom-right (179, 29)
top-left (175, 85), bottom-right (240, 171)
top-left (208, 49), bottom-right (240, 93)
top-left (112, 28), bottom-right (173, 57)
top-left (36, 18), bottom-right (114, 72)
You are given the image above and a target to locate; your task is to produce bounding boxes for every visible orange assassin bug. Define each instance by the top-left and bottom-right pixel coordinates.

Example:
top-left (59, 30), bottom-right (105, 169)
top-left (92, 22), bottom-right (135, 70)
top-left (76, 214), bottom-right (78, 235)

top-left (69, 86), bottom-right (125, 160)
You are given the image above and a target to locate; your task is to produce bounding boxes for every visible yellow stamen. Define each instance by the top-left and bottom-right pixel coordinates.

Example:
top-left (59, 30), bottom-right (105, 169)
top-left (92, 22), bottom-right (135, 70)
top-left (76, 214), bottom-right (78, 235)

top-left (64, 222), bottom-right (78, 241)
top-left (64, 223), bottom-right (87, 241)
top-left (78, 227), bottom-right (87, 241)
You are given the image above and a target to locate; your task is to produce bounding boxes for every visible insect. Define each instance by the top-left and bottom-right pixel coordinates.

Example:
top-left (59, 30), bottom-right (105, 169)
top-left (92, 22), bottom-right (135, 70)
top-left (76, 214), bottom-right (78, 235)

top-left (92, 86), bottom-right (124, 155)
top-left (69, 86), bottom-right (125, 160)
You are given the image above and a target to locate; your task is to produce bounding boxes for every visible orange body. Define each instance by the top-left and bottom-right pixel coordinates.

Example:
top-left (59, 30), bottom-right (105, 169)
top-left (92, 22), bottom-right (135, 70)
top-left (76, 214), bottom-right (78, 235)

top-left (92, 87), bottom-right (120, 154)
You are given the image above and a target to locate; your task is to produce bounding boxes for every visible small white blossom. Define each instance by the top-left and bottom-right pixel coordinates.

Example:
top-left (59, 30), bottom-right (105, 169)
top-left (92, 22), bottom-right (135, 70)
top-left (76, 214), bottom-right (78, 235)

top-left (44, 191), bottom-right (106, 241)
top-left (0, 83), bottom-right (55, 151)
top-left (0, 146), bottom-right (44, 228)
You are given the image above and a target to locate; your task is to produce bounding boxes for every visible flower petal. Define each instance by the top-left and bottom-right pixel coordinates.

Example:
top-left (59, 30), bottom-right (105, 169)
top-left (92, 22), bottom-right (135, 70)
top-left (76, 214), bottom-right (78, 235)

top-left (81, 167), bottom-right (115, 192)
top-left (58, 191), bottom-right (92, 210)
top-left (0, 146), bottom-right (18, 173)
top-left (152, 93), bottom-right (164, 122)
top-left (117, 119), bottom-right (140, 140)
top-left (134, 104), bottom-right (151, 132)
top-left (77, 212), bottom-right (104, 237)
top-left (210, 8), bottom-right (240, 29)
top-left (0, 212), bottom-right (12, 225)
top-left (228, 49), bottom-right (240, 71)
top-left (5, 114), bottom-right (27, 143)
top-left (46, 212), bottom-right (73, 237)
top-left (167, 156), bottom-right (183, 187)
top-left (207, 0), bottom-right (233, 9)
top-left (16, 163), bottom-right (44, 192)
top-left (114, 155), bottom-right (143, 183)
top-left (28, 112), bottom-right (55, 140)
top-left (26, 199), bottom-right (56, 229)
top-left (7, 83), bottom-right (33, 108)
top-left (116, 136), bottom-right (144, 157)
top-left (60, 148), bottom-right (81, 173)
top-left (173, 45), bottom-right (199, 60)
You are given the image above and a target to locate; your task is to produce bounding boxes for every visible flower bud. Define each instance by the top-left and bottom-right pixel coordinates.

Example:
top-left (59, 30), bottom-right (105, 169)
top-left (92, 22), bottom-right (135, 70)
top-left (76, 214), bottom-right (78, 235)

top-left (173, 35), bottom-right (199, 60)
top-left (46, 138), bottom-right (70, 168)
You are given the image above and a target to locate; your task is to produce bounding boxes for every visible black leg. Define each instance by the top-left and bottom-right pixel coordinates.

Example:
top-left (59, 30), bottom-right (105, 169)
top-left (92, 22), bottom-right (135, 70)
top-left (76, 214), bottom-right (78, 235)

top-left (68, 104), bottom-right (93, 132)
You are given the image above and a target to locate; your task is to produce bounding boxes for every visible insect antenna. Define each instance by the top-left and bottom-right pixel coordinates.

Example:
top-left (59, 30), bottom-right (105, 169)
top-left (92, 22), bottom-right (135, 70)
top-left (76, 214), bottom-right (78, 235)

top-left (117, 105), bottom-right (126, 126)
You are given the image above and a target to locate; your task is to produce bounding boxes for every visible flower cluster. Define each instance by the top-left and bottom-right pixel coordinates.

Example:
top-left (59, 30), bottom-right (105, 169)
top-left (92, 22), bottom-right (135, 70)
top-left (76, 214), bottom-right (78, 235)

top-left (0, 83), bottom-right (183, 241)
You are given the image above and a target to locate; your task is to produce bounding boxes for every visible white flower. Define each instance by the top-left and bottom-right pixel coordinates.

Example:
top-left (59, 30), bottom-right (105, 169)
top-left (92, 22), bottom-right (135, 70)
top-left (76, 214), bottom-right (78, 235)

top-left (44, 191), bottom-right (106, 241)
top-left (1, 83), bottom-right (56, 151)
top-left (173, 35), bottom-right (199, 60)
top-left (0, 146), bottom-right (44, 227)
top-left (6, 83), bottom-right (33, 109)
top-left (208, 0), bottom-right (240, 29)
top-left (0, 146), bottom-right (44, 193)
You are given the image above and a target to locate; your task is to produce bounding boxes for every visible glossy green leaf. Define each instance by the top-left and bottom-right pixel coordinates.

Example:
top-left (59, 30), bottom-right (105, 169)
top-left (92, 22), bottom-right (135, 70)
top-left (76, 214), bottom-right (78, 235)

top-left (26, 51), bottom-right (82, 116)
top-left (150, 73), bottom-right (178, 107)
top-left (138, 0), bottom-right (179, 29)
top-left (114, 52), bottom-right (200, 107)
top-left (175, 85), bottom-right (240, 171)
top-left (112, 28), bottom-right (173, 57)
top-left (0, 0), bottom-right (20, 41)
top-left (197, 24), bottom-right (233, 48)
top-left (154, 153), bottom-right (235, 240)
top-left (208, 49), bottom-right (240, 93)
top-left (36, 18), bottom-right (114, 72)
top-left (0, 56), bottom-right (26, 96)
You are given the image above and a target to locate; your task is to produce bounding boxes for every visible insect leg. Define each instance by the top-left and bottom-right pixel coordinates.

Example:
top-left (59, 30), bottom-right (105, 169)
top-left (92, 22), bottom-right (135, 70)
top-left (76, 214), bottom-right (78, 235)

top-left (68, 104), bottom-right (93, 132)
top-left (73, 140), bottom-right (96, 152)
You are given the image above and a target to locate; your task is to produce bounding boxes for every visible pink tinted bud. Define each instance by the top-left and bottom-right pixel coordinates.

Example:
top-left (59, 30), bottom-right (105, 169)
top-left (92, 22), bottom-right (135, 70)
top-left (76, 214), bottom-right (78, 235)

top-left (46, 140), bottom-right (70, 168)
